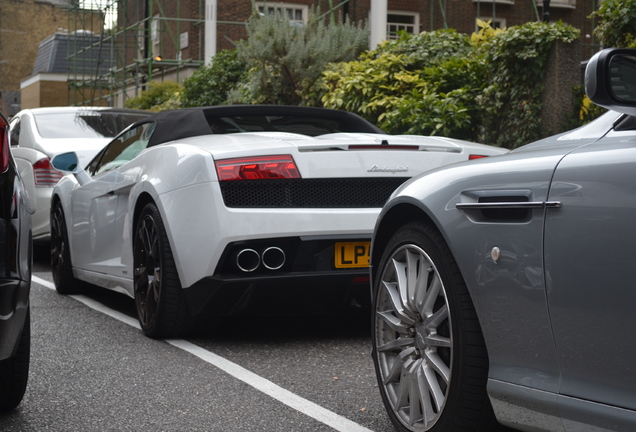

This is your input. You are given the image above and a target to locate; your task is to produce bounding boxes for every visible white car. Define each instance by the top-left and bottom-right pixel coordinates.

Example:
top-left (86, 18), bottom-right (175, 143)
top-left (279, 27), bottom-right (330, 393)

top-left (49, 105), bottom-right (507, 338)
top-left (9, 107), bottom-right (150, 241)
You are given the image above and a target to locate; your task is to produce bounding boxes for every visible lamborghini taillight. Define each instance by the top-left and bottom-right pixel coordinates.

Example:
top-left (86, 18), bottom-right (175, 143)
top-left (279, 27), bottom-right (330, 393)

top-left (215, 155), bottom-right (301, 181)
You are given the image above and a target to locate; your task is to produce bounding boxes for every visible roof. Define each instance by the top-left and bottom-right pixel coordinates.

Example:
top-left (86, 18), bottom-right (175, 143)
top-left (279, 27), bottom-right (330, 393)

top-left (134, 105), bottom-right (385, 147)
top-left (20, 106), bottom-right (149, 116)
top-left (36, 0), bottom-right (75, 5)
top-left (32, 31), bottom-right (113, 75)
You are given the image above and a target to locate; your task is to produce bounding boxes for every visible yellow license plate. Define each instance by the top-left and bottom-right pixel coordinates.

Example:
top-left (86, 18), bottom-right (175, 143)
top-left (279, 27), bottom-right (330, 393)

top-left (335, 242), bottom-right (370, 268)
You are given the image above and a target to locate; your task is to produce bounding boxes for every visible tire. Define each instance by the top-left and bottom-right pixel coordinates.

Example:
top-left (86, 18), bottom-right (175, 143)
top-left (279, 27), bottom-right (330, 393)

top-left (50, 201), bottom-right (82, 294)
top-left (133, 203), bottom-right (190, 339)
top-left (0, 307), bottom-right (30, 412)
top-left (372, 221), bottom-right (501, 432)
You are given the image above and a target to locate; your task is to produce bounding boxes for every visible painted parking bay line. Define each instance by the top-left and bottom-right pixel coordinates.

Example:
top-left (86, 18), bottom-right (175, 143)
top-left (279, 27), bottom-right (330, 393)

top-left (33, 276), bottom-right (373, 432)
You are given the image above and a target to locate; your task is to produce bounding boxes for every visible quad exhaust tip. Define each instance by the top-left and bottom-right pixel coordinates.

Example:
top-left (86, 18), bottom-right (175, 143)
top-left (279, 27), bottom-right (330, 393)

top-left (236, 247), bottom-right (286, 272)
top-left (236, 249), bottom-right (260, 272)
top-left (262, 247), bottom-right (285, 270)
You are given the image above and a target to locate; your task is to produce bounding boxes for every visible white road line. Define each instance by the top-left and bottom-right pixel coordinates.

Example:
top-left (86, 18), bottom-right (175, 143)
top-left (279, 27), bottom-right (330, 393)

top-left (32, 275), bottom-right (374, 432)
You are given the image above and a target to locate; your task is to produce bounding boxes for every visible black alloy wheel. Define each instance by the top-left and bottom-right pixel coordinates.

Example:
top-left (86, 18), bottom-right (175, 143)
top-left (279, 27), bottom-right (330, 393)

top-left (0, 307), bottom-right (30, 412)
top-left (50, 201), bottom-right (81, 294)
top-left (133, 202), bottom-right (189, 338)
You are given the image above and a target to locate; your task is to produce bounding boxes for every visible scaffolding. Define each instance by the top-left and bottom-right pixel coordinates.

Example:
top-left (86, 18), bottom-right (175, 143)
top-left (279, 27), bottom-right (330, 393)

top-left (65, 0), bottom-right (206, 107)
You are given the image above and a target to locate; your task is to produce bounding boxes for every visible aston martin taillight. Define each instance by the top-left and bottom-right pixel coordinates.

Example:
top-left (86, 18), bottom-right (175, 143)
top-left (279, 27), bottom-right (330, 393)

top-left (469, 154), bottom-right (489, 160)
top-left (33, 158), bottom-right (63, 186)
top-left (215, 155), bottom-right (301, 181)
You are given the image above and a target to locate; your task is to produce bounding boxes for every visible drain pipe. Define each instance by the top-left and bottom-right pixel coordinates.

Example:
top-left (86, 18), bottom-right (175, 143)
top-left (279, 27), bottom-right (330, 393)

top-left (204, 0), bottom-right (217, 65)
top-left (369, 0), bottom-right (387, 50)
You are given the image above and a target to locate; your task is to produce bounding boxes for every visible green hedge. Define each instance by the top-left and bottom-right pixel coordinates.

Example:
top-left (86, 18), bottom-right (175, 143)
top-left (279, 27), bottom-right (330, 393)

top-left (322, 22), bottom-right (580, 149)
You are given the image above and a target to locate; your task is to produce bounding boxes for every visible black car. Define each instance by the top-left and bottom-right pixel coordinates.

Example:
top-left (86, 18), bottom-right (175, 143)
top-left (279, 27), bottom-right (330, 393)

top-left (0, 111), bottom-right (32, 411)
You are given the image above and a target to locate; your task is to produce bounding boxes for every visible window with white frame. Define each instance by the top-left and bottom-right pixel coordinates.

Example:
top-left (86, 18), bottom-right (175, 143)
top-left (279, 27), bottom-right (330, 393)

top-left (543, 0), bottom-right (576, 8)
top-left (256, 2), bottom-right (308, 25)
top-left (472, 0), bottom-right (514, 4)
top-left (387, 12), bottom-right (419, 39)
top-left (476, 17), bottom-right (506, 31)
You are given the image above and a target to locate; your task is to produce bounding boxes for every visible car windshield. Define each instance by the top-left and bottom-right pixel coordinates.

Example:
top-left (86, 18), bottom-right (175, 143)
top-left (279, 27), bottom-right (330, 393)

top-left (34, 110), bottom-right (149, 139)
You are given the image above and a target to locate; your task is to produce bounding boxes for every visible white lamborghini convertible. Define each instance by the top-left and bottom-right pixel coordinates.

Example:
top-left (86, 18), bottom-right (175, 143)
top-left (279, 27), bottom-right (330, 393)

top-left (50, 105), bottom-right (506, 338)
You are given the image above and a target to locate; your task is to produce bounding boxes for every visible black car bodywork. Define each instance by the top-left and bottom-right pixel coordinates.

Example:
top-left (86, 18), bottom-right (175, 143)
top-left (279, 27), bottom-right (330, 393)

top-left (0, 111), bottom-right (32, 411)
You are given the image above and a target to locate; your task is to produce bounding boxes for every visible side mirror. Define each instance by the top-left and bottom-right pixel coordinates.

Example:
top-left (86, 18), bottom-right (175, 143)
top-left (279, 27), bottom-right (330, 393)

top-left (51, 152), bottom-right (79, 173)
top-left (51, 152), bottom-right (91, 186)
top-left (586, 48), bottom-right (636, 116)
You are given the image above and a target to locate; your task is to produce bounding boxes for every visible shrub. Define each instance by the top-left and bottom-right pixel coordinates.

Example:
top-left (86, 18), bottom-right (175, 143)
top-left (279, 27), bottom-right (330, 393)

top-left (477, 21), bottom-right (579, 147)
top-left (233, 9), bottom-right (368, 106)
top-left (322, 22), bottom-right (580, 148)
top-left (124, 81), bottom-right (182, 111)
top-left (591, 0), bottom-right (636, 48)
top-left (181, 49), bottom-right (247, 107)
top-left (566, 86), bottom-right (608, 130)
top-left (372, 28), bottom-right (474, 69)
top-left (322, 29), bottom-right (485, 138)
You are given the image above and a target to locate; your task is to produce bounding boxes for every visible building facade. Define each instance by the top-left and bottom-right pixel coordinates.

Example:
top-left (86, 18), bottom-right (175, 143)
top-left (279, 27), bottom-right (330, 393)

top-left (214, 0), bottom-right (599, 57)
top-left (0, 0), bottom-right (104, 115)
top-left (15, 0), bottom-right (601, 110)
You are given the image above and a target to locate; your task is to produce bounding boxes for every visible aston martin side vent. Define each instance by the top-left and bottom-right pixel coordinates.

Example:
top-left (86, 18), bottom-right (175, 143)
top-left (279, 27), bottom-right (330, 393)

top-left (456, 195), bottom-right (560, 222)
top-left (477, 196), bottom-right (530, 221)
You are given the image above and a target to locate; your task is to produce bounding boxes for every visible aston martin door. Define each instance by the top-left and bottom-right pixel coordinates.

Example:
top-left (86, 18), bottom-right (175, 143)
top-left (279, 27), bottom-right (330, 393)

top-left (544, 133), bottom-right (636, 422)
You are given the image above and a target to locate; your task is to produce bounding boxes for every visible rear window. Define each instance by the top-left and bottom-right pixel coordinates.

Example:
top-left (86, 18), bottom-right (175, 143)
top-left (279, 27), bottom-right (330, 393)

top-left (207, 115), bottom-right (352, 137)
top-left (34, 110), bottom-right (149, 139)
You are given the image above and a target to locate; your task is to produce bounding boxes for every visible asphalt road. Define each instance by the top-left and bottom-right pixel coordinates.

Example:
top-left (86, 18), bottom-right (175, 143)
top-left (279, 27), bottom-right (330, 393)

top-left (0, 244), bottom-right (394, 432)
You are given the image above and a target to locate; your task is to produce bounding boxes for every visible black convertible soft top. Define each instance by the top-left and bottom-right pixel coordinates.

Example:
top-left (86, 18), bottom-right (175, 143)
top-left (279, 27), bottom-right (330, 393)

top-left (130, 105), bottom-right (384, 147)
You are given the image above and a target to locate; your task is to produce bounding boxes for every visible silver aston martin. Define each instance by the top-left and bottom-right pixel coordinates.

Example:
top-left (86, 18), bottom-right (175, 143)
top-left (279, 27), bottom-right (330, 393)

top-left (370, 48), bottom-right (636, 432)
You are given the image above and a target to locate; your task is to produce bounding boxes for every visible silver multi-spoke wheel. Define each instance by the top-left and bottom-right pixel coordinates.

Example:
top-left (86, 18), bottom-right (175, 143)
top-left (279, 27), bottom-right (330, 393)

top-left (372, 222), bottom-right (502, 432)
top-left (375, 243), bottom-right (452, 431)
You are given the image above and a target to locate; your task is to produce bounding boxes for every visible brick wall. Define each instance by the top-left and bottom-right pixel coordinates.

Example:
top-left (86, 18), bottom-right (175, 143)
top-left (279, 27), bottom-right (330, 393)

top-left (112, 1), bottom-right (598, 72)
top-left (0, 0), bottom-right (102, 115)
top-left (0, 0), bottom-right (69, 114)
top-left (21, 78), bottom-right (68, 109)
top-left (10, 0), bottom-right (597, 110)
top-left (541, 39), bottom-right (583, 136)
top-left (217, 0), bottom-right (251, 51)
top-left (418, 1), bottom-right (598, 60)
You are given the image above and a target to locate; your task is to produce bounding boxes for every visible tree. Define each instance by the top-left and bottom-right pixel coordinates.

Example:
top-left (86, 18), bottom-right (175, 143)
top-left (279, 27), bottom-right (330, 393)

top-left (322, 29), bottom-right (485, 140)
top-left (181, 49), bottom-right (247, 107)
top-left (233, 9), bottom-right (368, 106)
top-left (124, 81), bottom-right (182, 111)
top-left (322, 22), bottom-right (580, 149)
top-left (592, 0), bottom-right (636, 48)
top-left (477, 22), bottom-right (579, 147)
